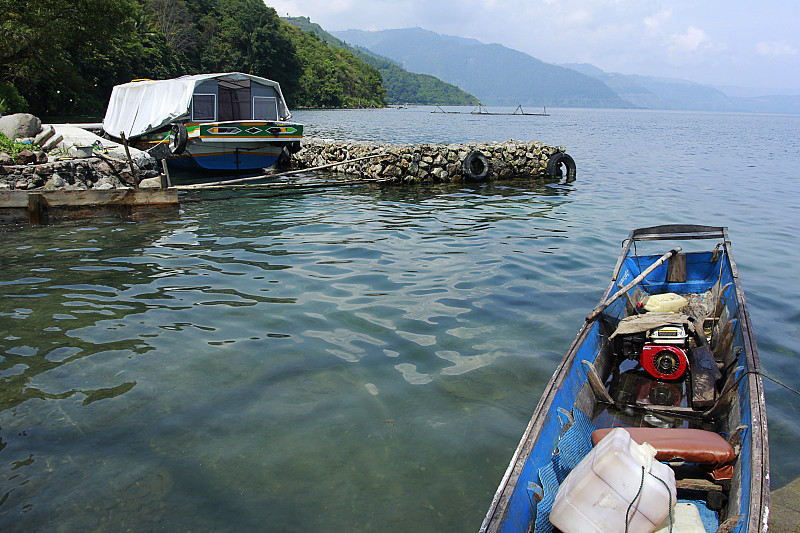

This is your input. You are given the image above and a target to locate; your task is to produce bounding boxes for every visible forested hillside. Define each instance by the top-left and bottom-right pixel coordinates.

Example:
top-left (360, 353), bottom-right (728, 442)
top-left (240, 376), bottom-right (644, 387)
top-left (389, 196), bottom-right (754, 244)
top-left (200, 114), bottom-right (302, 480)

top-left (0, 0), bottom-right (386, 116)
top-left (283, 17), bottom-right (478, 106)
top-left (334, 28), bottom-right (631, 108)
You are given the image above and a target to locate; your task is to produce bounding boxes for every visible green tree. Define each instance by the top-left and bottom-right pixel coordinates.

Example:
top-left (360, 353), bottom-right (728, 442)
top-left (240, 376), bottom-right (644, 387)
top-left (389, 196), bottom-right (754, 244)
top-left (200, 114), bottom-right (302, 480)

top-left (77, 7), bottom-right (187, 113)
top-left (0, 0), bottom-right (390, 115)
top-left (147, 0), bottom-right (196, 55)
top-left (282, 17), bottom-right (476, 106)
top-left (1, 0), bottom-right (137, 114)
top-left (198, 0), bottom-right (302, 95)
top-left (286, 25), bottom-right (385, 108)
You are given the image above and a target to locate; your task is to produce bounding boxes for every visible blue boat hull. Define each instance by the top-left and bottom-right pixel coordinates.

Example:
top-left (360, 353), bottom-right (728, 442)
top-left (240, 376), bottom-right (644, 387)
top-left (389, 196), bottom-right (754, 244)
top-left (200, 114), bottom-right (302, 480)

top-left (480, 225), bottom-right (769, 533)
top-left (165, 150), bottom-right (280, 172)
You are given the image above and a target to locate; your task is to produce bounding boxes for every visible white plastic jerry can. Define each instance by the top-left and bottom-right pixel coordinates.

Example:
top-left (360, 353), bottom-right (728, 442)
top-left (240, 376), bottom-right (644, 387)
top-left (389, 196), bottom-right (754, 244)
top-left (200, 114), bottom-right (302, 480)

top-left (549, 427), bottom-right (677, 533)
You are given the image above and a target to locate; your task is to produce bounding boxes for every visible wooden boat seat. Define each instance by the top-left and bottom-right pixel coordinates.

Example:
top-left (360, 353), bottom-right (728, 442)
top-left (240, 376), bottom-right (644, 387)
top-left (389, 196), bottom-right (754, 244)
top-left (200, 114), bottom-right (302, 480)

top-left (591, 427), bottom-right (735, 481)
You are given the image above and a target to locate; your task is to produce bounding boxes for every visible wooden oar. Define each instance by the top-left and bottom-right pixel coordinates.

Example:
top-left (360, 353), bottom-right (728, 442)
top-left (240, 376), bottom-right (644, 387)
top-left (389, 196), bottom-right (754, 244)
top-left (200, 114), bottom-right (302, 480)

top-left (586, 246), bottom-right (682, 322)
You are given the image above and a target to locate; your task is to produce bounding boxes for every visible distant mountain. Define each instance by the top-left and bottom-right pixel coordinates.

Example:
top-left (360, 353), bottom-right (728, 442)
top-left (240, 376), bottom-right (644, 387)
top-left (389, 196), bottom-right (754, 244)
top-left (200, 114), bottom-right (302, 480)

top-left (283, 18), bottom-right (478, 106)
top-left (563, 63), bottom-right (800, 114)
top-left (730, 95), bottom-right (800, 114)
top-left (332, 28), bottom-right (632, 108)
top-left (562, 63), bottom-right (736, 111)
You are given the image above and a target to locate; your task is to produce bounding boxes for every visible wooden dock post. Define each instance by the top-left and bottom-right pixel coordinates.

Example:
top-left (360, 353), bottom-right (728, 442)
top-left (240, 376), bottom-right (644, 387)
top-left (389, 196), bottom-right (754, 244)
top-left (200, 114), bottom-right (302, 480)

top-left (119, 132), bottom-right (139, 187)
top-left (27, 193), bottom-right (47, 224)
top-left (160, 159), bottom-right (171, 189)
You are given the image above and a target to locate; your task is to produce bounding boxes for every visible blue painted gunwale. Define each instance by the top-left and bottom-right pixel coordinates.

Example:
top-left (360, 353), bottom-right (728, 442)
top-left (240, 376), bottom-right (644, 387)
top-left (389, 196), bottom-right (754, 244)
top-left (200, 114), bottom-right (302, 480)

top-left (479, 225), bottom-right (769, 533)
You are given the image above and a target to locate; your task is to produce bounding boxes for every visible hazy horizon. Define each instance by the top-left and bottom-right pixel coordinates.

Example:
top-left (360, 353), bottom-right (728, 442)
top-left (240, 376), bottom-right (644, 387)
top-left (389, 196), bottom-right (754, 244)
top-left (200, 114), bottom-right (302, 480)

top-left (271, 0), bottom-right (799, 93)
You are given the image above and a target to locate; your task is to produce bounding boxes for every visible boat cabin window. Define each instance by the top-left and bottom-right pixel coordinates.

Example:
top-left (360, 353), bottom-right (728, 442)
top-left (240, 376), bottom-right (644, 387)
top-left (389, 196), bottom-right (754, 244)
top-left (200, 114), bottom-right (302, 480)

top-left (191, 94), bottom-right (216, 122)
top-left (218, 81), bottom-right (250, 122)
top-left (253, 97), bottom-right (279, 121)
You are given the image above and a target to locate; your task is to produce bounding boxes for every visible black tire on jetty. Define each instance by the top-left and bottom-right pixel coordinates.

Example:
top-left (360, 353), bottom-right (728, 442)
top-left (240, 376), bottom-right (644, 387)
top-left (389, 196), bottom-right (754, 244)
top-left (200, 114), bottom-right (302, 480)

top-left (169, 124), bottom-right (188, 155)
top-left (546, 152), bottom-right (576, 181)
top-left (463, 150), bottom-right (490, 180)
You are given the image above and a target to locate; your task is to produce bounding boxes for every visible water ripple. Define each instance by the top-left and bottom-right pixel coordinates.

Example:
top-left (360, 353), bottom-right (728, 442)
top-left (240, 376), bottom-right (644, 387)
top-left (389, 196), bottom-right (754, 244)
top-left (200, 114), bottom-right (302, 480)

top-left (1, 108), bottom-right (798, 531)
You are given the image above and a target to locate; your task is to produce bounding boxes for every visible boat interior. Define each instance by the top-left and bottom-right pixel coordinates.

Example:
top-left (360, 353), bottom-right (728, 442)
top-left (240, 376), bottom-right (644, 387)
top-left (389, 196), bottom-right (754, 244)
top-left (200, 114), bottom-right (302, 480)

top-left (501, 227), bottom-right (766, 533)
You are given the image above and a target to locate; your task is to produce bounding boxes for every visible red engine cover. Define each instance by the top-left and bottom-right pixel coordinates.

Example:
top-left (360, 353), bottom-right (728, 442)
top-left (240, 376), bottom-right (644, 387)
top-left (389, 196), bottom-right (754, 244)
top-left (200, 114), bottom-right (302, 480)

top-left (640, 344), bottom-right (688, 380)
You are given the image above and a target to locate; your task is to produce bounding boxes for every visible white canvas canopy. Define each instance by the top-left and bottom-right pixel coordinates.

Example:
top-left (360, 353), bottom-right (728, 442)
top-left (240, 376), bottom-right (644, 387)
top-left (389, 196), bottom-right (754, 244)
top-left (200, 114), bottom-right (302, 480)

top-left (102, 72), bottom-right (292, 138)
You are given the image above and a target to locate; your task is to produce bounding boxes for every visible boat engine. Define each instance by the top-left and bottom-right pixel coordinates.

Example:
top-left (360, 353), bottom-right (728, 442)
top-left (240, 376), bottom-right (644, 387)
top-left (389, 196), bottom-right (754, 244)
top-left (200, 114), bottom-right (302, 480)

top-left (639, 325), bottom-right (689, 381)
top-left (619, 324), bottom-right (690, 381)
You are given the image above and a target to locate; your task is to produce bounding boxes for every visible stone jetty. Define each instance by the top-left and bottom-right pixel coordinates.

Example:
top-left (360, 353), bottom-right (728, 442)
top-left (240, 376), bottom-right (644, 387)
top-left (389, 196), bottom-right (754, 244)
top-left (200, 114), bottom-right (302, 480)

top-left (291, 137), bottom-right (572, 183)
top-left (1, 112), bottom-right (575, 193)
top-left (0, 114), bottom-right (161, 191)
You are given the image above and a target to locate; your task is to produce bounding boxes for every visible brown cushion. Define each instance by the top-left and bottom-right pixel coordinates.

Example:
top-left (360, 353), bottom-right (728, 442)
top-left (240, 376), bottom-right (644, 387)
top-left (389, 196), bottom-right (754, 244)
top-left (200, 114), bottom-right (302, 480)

top-left (591, 427), bottom-right (735, 470)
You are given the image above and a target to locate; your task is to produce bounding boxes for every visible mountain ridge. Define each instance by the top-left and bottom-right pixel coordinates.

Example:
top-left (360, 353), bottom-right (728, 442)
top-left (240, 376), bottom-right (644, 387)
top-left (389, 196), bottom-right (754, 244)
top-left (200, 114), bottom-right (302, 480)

top-left (333, 27), bottom-right (800, 113)
top-left (333, 28), bottom-right (631, 108)
top-left (562, 63), bottom-right (800, 113)
top-left (283, 18), bottom-right (479, 106)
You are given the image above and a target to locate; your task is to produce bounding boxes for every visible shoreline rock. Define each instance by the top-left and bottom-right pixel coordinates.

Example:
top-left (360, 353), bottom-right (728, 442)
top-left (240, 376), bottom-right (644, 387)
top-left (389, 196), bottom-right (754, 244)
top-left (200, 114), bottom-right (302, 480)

top-left (0, 156), bottom-right (161, 191)
top-left (0, 114), bottom-right (160, 191)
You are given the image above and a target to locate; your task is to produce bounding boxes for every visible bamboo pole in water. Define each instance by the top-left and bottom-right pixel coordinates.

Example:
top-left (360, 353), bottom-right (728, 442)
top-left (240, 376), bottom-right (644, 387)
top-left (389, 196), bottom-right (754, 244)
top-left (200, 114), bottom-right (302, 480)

top-left (177, 177), bottom-right (392, 195)
top-left (176, 153), bottom-right (393, 190)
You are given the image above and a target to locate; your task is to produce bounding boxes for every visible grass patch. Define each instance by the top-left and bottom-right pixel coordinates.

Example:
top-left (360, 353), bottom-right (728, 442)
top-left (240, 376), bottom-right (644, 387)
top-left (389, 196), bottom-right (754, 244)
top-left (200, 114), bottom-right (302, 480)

top-left (0, 132), bottom-right (33, 159)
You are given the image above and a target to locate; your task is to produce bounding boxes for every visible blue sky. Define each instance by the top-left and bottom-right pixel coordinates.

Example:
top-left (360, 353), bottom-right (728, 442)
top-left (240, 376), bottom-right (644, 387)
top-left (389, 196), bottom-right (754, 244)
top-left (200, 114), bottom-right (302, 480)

top-left (269, 0), bottom-right (800, 93)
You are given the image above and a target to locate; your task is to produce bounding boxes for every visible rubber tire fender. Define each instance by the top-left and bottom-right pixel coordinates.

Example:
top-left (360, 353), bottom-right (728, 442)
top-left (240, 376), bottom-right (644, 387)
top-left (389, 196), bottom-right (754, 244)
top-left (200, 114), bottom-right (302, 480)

top-left (463, 150), bottom-right (490, 181)
top-left (288, 141), bottom-right (301, 154)
top-left (545, 152), bottom-right (576, 181)
top-left (169, 123), bottom-right (188, 155)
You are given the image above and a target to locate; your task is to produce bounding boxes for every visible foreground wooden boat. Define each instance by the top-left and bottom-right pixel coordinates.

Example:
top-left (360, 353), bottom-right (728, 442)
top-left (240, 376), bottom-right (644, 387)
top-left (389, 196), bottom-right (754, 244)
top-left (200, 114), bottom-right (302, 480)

top-left (480, 225), bottom-right (768, 533)
top-left (102, 72), bottom-right (303, 172)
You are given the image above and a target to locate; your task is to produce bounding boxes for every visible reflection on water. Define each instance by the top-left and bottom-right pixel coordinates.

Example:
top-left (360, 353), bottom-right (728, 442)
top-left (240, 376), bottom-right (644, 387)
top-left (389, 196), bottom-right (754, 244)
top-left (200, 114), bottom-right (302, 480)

top-left (1, 108), bottom-right (799, 531)
top-left (1, 181), bottom-right (584, 532)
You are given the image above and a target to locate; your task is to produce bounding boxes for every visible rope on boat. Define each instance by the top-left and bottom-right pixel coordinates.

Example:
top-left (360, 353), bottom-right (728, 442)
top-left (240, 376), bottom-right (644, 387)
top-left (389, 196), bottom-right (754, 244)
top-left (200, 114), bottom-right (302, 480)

top-left (145, 137), bottom-right (169, 153)
top-left (625, 467), bottom-right (646, 533)
top-left (625, 466), bottom-right (674, 533)
top-left (711, 370), bottom-right (800, 415)
top-left (758, 371), bottom-right (800, 396)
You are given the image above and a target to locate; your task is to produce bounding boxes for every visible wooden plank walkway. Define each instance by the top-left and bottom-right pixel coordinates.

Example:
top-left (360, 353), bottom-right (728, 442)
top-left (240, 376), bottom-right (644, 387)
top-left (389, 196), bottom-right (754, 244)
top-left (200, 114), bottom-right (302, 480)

top-left (0, 189), bottom-right (179, 224)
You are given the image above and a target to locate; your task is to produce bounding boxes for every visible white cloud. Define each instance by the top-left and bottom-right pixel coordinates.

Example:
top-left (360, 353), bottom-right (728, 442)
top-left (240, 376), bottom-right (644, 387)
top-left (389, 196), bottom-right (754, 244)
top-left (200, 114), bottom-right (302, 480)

top-left (668, 26), bottom-right (711, 53)
top-left (642, 8), bottom-right (711, 55)
top-left (566, 8), bottom-right (592, 26)
top-left (644, 8), bottom-right (671, 34)
top-left (757, 41), bottom-right (797, 56)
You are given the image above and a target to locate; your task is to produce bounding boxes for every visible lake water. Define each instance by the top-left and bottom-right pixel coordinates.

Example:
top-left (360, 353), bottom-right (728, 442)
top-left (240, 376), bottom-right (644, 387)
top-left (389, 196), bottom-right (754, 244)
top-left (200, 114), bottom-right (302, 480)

top-left (1, 107), bottom-right (798, 531)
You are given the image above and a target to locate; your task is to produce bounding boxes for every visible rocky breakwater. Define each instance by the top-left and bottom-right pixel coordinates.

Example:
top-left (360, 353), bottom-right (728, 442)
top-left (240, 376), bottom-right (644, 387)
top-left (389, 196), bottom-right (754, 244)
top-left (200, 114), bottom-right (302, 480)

top-left (0, 113), bottom-right (162, 191)
top-left (293, 138), bottom-right (576, 183)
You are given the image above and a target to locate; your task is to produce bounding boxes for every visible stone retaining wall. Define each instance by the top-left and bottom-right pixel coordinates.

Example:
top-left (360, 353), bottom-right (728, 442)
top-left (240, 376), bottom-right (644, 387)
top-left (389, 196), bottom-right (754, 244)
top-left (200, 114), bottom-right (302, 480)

top-left (0, 155), bottom-right (161, 191)
top-left (1, 134), bottom-right (570, 191)
top-left (292, 138), bottom-right (567, 183)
